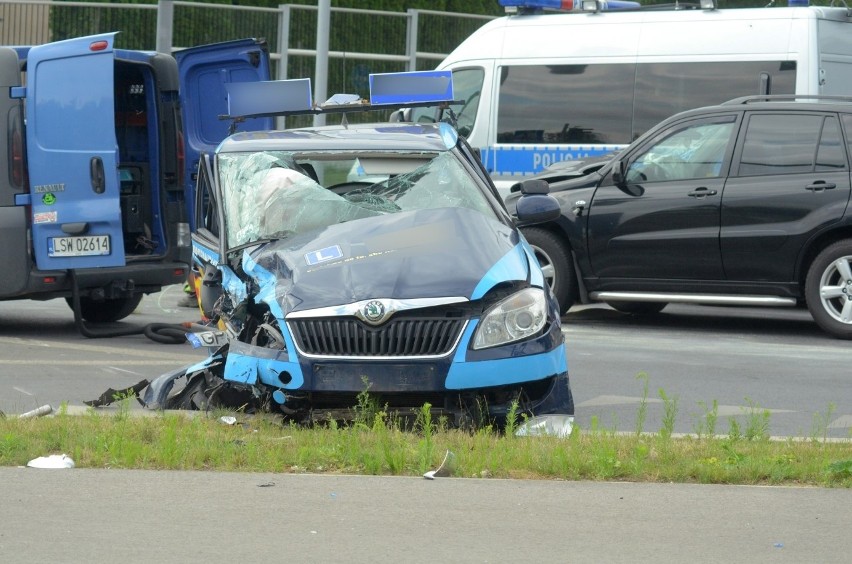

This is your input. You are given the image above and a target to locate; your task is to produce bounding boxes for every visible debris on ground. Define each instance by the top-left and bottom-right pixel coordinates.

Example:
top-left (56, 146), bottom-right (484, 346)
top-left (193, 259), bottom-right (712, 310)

top-left (26, 454), bottom-right (75, 469)
top-left (18, 405), bottom-right (53, 419)
top-left (83, 380), bottom-right (150, 408)
top-left (423, 450), bottom-right (456, 480)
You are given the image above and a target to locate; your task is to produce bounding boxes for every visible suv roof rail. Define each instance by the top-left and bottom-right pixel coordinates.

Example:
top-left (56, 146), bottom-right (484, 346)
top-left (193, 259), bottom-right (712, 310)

top-left (723, 94), bottom-right (852, 105)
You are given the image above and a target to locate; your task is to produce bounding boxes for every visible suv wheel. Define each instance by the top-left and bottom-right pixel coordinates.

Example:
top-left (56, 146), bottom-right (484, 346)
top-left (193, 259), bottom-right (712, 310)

top-left (522, 227), bottom-right (575, 315)
top-left (606, 301), bottom-right (667, 315)
top-left (805, 240), bottom-right (852, 339)
top-left (66, 294), bottom-right (144, 323)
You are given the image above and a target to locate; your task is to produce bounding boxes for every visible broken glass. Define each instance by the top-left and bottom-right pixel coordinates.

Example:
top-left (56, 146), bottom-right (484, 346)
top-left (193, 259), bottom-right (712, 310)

top-left (217, 150), bottom-right (495, 250)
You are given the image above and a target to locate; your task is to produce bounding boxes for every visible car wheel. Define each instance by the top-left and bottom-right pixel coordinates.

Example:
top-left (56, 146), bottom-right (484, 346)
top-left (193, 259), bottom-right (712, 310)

top-left (606, 301), bottom-right (667, 315)
top-left (522, 227), bottom-right (575, 314)
top-left (65, 294), bottom-right (144, 323)
top-left (805, 240), bottom-right (852, 339)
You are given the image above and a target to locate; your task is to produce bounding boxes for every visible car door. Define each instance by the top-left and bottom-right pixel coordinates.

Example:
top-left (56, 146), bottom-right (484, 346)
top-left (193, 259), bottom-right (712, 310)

top-left (191, 154), bottom-right (227, 318)
top-left (587, 115), bottom-right (738, 281)
top-left (23, 32), bottom-right (125, 270)
top-left (721, 111), bottom-right (852, 282)
top-left (175, 39), bottom-right (272, 231)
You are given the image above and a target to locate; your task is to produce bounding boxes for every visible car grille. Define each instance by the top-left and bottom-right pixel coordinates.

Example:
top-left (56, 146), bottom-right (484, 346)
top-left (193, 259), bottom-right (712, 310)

top-left (287, 317), bottom-right (467, 358)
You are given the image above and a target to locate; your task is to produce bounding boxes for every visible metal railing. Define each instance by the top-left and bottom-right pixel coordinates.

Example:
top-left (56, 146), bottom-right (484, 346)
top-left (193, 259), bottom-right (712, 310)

top-left (0, 1), bottom-right (494, 78)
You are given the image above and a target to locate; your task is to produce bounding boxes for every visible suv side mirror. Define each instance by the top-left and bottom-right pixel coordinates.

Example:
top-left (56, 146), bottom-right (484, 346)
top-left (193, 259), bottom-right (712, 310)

top-left (612, 159), bottom-right (627, 187)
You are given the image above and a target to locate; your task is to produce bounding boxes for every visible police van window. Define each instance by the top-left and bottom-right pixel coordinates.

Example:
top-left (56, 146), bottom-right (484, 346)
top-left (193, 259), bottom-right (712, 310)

top-left (409, 67), bottom-right (484, 136)
top-left (497, 64), bottom-right (634, 145)
top-left (625, 119), bottom-right (736, 184)
top-left (633, 62), bottom-right (796, 139)
top-left (737, 114), bottom-right (823, 177)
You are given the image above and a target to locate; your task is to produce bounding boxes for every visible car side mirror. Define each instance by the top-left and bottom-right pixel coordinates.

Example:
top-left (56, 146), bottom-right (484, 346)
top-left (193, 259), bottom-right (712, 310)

top-left (515, 193), bottom-right (561, 226)
top-left (612, 159), bottom-right (627, 187)
top-left (199, 266), bottom-right (222, 321)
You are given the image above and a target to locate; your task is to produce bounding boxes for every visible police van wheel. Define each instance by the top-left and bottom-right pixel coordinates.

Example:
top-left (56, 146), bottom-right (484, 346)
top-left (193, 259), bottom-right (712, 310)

top-left (522, 227), bottom-right (575, 315)
top-left (65, 294), bottom-right (144, 323)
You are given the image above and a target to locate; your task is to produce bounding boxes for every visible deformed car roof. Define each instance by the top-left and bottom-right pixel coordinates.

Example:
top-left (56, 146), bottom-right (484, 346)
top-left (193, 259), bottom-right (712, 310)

top-left (217, 122), bottom-right (458, 154)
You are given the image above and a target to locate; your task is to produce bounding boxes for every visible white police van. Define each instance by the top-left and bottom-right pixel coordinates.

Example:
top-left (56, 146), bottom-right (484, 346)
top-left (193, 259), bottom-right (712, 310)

top-left (417, 0), bottom-right (852, 195)
top-left (0, 33), bottom-right (270, 326)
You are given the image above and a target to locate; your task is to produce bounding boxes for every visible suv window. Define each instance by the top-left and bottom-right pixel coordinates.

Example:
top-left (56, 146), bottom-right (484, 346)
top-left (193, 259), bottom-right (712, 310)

top-left (625, 118), bottom-right (736, 183)
top-left (737, 114), bottom-right (847, 176)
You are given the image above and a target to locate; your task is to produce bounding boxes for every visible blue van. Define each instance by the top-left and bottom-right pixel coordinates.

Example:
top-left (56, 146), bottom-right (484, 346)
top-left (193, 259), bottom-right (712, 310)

top-left (0, 33), bottom-right (271, 324)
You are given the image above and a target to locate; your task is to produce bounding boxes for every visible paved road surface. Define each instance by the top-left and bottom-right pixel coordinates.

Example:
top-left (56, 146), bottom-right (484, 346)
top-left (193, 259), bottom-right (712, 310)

top-left (1, 467), bottom-right (849, 563)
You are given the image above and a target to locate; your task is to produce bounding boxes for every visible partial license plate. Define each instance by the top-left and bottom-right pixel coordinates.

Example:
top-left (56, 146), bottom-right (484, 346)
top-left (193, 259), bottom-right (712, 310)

top-left (48, 235), bottom-right (111, 257)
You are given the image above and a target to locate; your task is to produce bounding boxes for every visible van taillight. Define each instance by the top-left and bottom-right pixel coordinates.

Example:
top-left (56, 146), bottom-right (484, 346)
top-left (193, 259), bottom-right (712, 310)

top-left (11, 126), bottom-right (25, 189)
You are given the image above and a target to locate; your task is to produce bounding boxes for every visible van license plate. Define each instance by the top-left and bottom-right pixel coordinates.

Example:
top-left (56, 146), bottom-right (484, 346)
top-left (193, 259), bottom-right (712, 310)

top-left (49, 235), bottom-right (111, 257)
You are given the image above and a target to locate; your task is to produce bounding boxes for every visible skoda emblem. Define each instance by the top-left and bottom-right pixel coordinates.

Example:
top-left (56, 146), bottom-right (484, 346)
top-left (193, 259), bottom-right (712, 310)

top-left (363, 300), bottom-right (386, 324)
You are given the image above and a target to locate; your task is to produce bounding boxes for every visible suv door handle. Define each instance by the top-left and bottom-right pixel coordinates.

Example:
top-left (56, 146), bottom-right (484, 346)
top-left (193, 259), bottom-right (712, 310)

top-left (806, 182), bottom-right (836, 192)
top-left (688, 187), bottom-right (718, 198)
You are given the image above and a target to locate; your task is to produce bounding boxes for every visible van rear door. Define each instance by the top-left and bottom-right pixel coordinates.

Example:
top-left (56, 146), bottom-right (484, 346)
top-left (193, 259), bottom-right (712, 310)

top-left (24, 32), bottom-right (125, 269)
top-left (175, 38), bottom-right (272, 229)
top-left (0, 47), bottom-right (29, 294)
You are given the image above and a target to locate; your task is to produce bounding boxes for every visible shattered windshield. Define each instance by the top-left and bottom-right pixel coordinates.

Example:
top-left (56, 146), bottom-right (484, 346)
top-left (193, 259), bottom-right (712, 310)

top-left (217, 150), bottom-right (496, 249)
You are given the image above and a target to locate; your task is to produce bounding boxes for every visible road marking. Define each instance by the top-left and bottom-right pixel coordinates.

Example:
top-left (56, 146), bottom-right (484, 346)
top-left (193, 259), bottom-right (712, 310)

top-left (578, 395), bottom-right (795, 415)
top-left (0, 336), bottom-right (199, 362)
top-left (104, 366), bottom-right (145, 376)
top-left (0, 359), bottom-right (188, 366)
top-left (13, 386), bottom-right (33, 396)
top-left (828, 415), bottom-right (852, 429)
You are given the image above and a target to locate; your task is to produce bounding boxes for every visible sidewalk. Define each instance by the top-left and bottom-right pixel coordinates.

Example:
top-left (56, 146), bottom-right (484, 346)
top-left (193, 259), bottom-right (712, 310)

top-left (1, 467), bottom-right (849, 563)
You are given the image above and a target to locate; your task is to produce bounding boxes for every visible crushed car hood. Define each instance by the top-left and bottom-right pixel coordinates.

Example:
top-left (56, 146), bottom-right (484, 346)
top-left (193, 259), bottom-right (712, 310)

top-left (244, 207), bottom-right (528, 314)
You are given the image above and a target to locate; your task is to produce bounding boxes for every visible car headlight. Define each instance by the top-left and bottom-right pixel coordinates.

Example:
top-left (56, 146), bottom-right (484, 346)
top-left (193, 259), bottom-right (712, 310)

top-left (472, 288), bottom-right (548, 350)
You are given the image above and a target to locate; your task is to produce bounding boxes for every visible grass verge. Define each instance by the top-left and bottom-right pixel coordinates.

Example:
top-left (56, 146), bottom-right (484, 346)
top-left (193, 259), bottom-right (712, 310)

top-left (1, 404), bottom-right (851, 486)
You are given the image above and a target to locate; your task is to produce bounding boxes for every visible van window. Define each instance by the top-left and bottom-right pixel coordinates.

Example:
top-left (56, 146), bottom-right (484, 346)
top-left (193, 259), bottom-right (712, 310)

top-left (410, 67), bottom-right (484, 137)
top-left (633, 62), bottom-right (796, 137)
top-left (497, 64), bottom-right (634, 145)
top-left (496, 62), bottom-right (796, 146)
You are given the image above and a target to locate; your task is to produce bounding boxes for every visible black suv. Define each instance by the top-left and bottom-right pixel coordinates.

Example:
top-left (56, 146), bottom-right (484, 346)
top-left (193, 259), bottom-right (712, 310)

top-left (508, 96), bottom-right (852, 339)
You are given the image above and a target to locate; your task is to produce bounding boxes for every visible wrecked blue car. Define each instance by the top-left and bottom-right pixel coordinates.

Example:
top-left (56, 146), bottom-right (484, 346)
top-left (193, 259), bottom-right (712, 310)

top-left (146, 73), bottom-right (573, 429)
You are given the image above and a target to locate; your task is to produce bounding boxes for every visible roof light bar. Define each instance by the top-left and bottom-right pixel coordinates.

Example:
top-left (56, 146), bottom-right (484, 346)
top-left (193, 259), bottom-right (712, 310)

top-left (225, 78), bottom-right (313, 120)
top-left (499, 0), bottom-right (640, 12)
top-left (220, 71), bottom-right (462, 132)
top-left (499, 0), bottom-right (578, 10)
top-left (368, 70), bottom-right (454, 106)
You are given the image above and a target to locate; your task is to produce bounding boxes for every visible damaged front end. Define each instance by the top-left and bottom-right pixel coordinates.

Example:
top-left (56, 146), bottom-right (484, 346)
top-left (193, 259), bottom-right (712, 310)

top-left (142, 273), bottom-right (573, 430)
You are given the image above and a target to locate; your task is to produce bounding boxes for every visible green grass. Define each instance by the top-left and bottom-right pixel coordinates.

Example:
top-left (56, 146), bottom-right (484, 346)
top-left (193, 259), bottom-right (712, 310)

top-left (2, 406), bottom-right (851, 487)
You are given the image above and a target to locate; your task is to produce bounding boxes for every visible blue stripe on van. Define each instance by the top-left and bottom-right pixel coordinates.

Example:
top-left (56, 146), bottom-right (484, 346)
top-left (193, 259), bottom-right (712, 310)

top-left (481, 144), bottom-right (623, 176)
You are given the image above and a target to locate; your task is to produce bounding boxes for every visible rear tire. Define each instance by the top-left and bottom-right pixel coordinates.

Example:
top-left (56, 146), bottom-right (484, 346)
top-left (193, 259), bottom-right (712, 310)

top-left (522, 227), bottom-right (576, 315)
top-left (66, 294), bottom-right (144, 323)
top-left (805, 239), bottom-right (852, 339)
top-left (606, 301), bottom-right (667, 315)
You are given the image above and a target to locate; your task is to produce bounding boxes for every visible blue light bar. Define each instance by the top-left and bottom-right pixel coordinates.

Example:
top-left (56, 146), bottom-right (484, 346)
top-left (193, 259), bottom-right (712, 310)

top-left (225, 78), bottom-right (313, 119)
top-left (499, 0), bottom-right (579, 9)
top-left (498, 0), bottom-right (640, 10)
top-left (368, 70), bottom-right (454, 106)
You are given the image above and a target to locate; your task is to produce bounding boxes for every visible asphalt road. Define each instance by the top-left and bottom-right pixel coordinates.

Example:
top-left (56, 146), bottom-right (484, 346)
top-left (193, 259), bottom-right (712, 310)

top-left (2, 289), bottom-right (851, 563)
top-left (564, 303), bottom-right (852, 439)
top-left (0, 288), bottom-right (851, 439)
top-left (1, 467), bottom-right (851, 563)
